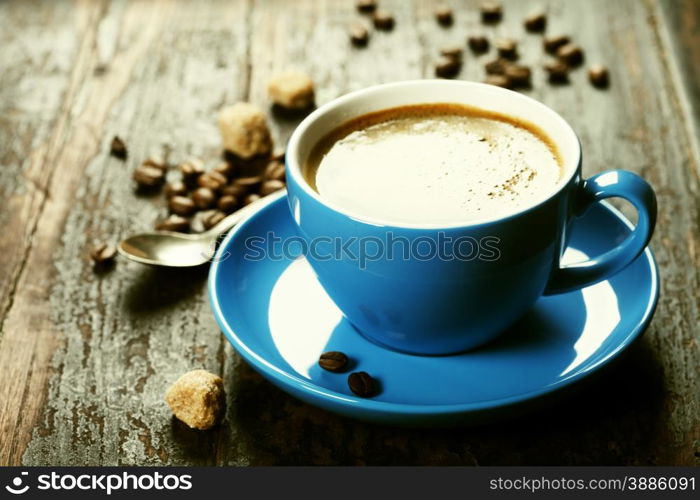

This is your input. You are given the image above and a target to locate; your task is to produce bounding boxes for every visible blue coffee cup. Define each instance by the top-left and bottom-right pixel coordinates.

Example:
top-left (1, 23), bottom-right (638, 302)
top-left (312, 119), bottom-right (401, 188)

top-left (285, 80), bottom-right (656, 355)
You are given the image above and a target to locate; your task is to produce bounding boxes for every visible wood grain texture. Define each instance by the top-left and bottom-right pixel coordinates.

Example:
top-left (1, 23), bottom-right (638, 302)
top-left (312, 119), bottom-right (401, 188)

top-left (0, 0), bottom-right (698, 466)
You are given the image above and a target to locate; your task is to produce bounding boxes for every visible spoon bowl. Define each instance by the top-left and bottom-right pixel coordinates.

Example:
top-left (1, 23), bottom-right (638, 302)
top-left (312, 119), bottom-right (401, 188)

top-left (118, 190), bottom-right (286, 267)
top-left (119, 232), bottom-right (215, 267)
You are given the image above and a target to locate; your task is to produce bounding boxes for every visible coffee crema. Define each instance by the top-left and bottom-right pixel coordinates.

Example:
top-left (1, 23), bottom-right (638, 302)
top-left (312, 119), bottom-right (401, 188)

top-left (305, 103), bottom-right (563, 225)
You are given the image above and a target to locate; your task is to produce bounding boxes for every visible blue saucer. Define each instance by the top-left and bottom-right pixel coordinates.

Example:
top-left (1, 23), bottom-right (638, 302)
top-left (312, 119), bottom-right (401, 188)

top-left (208, 192), bottom-right (659, 427)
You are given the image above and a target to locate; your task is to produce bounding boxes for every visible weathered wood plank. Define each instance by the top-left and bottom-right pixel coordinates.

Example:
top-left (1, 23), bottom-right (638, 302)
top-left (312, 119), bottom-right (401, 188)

top-left (659, 0), bottom-right (700, 170)
top-left (0, 1), bottom-right (88, 336)
top-left (0, 0), bottom-right (697, 466)
top-left (0, 0), bottom-right (251, 465)
top-left (0, 0), bottom-right (109, 464)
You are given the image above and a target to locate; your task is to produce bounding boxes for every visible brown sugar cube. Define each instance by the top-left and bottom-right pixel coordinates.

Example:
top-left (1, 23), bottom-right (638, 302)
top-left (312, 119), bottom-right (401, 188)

top-left (267, 70), bottom-right (315, 110)
top-left (165, 370), bottom-right (225, 430)
top-left (218, 102), bottom-right (273, 159)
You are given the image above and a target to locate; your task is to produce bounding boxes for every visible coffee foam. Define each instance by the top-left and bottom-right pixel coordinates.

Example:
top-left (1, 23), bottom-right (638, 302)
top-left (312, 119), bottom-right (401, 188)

top-left (308, 104), bottom-right (562, 225)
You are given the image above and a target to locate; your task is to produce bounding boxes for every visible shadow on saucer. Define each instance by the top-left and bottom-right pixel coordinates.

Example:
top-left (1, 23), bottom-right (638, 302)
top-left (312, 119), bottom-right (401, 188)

top-left (438, 337), bottom-right (667, 465)
top-left (226, 327), bottom-right (666, 465)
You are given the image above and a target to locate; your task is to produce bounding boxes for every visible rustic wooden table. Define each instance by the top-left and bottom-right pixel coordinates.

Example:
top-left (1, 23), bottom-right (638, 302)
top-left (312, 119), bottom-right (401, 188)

top-left (1, 0), bottom-right (698, 466)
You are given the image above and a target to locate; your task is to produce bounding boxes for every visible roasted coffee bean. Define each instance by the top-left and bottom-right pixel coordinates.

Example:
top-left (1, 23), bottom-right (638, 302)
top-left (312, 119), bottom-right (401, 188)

top-left (484, 74), bottom-right (512, 89)
top-left (90, 243), bottom-right (117, 265)
top-left (133, 165), bottom-right (165, 189)
top-left (440, 45), bottom-right (463, 61)
top-left (349, 22), bottom-right (370, 47)
top-left (495, 38), bottom-right (517, 60)
top-left (192, 187), bottom-right (217, 210)
top-left (468, 35), bottom-right (490, 54)
top-left (544, 35), bottom-right (570, 54)
top-left (234, 175), bottom-right (263, 190)
top-left (242, 193), bottom-right (261, 206)
top-left (504, 64), bottom-right (531, 87)
top-left (544, 60), bottom-right (569, 83)
top-left (524, 12), bottom-right (546, 32)
top-left (348, 371), bottom-right (375, 397)
top-left (169, 195), bottom-right (196, 216)
top-left (142, 155), bottom-right (167, 171)
top-left (260, 179), bottom-right (285, 196)
top-left (156, 214), bottom-right (190, 233)
top-left (588, 64), bottom-right (610, 88)
top-left (480, 1), bottom-right (502, 23)
top-left (217, 194), bottom-right (239, 213)
top-left (109, 136), bottom-right (127, 160)
top-left (214, 161), bottom-right (236, 178)
top-left (264, 160), bottom-right (286, 181)
top-left (318, 351), bottom-right (349, 372)
top-left (435, 5), bottom-right (453, 26)
top-left (373, 9), bottom-right (394, 30)
top-left (435, 56), bottom-right (461, 78)
top-left (556, 43), bottom-right (584, 66)
top-left (179, 158), bottom-right (205, 185)
top-left (356, 0), bottom-right (377, 13)
top-left (198, 170), bottom-right (228, 191)
top-left (221, 183), bottom-right (250, 198)
top-left (165, 180), bottom-right (188, 198)
top-left (202, 210), bottom-right (227, 230)
top-left (484, 58), bottom-right (509, 75)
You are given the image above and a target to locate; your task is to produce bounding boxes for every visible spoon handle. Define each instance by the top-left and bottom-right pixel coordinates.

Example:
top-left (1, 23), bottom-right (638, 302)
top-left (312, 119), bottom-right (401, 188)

top-left (203, 189), bottom-right (287, 239)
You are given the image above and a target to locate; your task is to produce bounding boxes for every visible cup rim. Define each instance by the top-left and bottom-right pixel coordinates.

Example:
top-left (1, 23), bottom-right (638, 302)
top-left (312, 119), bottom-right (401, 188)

top-left (286, 79), bottom-right (582, 229)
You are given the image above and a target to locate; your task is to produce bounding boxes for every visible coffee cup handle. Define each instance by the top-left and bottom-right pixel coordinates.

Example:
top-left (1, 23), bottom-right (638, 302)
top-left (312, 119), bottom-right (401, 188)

top-left (544, 170), bottom-right (657, 295)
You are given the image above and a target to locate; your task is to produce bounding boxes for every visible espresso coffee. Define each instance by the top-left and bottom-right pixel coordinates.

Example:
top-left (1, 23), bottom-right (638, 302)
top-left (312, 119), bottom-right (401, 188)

top-left (305, 103), bottom-right (562, 225)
